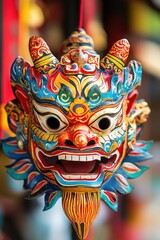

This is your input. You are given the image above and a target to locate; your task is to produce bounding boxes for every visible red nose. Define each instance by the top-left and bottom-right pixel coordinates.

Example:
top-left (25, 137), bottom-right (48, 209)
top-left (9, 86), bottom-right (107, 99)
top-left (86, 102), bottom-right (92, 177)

top-left (73, 131), bottom-right (90, 148)
top-left (58, 125), bottom-right (98, 149)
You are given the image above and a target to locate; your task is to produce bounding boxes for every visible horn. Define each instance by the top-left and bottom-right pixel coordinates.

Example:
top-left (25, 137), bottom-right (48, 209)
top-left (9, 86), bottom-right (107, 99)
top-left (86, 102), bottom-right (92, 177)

top-left (29, 36), bottom-right (59, 74)
top-left (100, 39), bottom-right (130, 74)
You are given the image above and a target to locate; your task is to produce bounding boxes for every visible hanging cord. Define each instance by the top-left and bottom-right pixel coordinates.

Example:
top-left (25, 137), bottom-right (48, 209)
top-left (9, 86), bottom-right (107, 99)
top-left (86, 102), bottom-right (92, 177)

top-left (78, 0), bottom-right (84, 29)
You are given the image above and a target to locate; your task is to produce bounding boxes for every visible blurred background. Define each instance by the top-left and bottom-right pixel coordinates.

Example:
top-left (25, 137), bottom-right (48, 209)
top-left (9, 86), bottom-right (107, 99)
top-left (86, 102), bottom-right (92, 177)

top-left (0, 0), bottom-right (160, 239)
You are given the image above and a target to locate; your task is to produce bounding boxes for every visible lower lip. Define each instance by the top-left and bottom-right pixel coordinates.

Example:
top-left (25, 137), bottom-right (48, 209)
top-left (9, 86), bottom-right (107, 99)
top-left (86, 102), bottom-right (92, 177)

top-left (61, 172), bottom-right (99, 181)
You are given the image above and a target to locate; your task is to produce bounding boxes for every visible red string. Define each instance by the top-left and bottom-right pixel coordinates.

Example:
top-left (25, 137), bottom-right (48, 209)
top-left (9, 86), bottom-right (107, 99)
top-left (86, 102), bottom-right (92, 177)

top-left (78, 0), bottom-right (84, 29)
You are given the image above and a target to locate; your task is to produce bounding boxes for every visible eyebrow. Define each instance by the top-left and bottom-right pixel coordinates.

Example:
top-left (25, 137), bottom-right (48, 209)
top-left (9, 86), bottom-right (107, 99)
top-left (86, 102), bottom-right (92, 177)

top-left (32, 100), bottom-right (68, 115)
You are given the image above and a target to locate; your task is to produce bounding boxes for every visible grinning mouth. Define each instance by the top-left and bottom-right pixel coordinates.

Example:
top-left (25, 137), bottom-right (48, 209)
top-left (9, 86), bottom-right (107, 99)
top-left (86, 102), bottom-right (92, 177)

top-left (36, 149), bottom-right (119, 180)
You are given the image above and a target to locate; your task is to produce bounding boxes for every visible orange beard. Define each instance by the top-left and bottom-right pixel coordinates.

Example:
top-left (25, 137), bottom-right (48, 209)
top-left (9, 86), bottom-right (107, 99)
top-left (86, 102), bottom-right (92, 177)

top-left (62, 187), bottom-right (100, 239)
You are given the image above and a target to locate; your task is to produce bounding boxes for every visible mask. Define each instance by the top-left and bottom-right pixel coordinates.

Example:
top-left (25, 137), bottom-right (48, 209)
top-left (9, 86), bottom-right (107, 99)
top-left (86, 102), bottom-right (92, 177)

top-left (1, 29), bottom-right (152, 239)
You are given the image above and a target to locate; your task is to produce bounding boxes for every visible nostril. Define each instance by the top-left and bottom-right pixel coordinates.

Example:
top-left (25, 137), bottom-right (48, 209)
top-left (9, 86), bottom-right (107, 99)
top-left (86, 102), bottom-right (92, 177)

top-left (87, 140), bottom-right (96, 146)
top-left (65, 140), bottom-right (74, 146)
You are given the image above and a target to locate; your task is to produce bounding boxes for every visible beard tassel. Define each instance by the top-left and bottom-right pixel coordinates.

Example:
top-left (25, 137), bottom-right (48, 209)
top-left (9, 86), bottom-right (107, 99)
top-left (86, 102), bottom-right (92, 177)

top-left (62, 188), bottom-right (100, 239)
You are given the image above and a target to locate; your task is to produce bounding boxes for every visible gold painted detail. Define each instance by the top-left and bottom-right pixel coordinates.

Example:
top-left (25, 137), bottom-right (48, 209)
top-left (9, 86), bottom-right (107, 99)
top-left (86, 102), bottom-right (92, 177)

top-left (104, 171), bottom-right (113, 181)
top-left (34, 54), bottom-right (57, 68)
top-left (132, 101), bottom-right (151, 124)
top-left (100, 54), bottom-right (124, 74)
top-left (5, 101), bottom-right (24, 124)
top-left (62, 188), bottom-right (100, 239)
top-left (110, 141), bottom-right (119, 152)
top-left (107, 53), bottom-right (125, 69)
top-left (75, 106), bottom-right (85, 114)
top-left (31, 124), bottom-right (58, 142)
top-left (54, 74), bottom-right (78, 98)
top-left (61, 187), bottom-right (100, 192)
top-left (5, 100), bottom-right (28, 136)
top-left (17, 138), bottom-right (24, 149)
top-left (69, 98), bottom-right (89, 116)
top-left (74, 133), bottom-right (87, 148)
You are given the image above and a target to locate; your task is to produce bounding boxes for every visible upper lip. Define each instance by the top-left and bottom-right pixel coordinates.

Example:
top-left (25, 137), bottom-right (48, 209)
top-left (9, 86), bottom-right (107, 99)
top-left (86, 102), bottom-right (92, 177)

top-left (38, 145), bottom-right (111, 157)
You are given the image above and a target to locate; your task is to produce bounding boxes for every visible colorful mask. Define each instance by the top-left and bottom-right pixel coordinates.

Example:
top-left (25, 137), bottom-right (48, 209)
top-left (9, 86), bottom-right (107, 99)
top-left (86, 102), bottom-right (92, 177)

top-left (1, 29), bottom-right (152, 239)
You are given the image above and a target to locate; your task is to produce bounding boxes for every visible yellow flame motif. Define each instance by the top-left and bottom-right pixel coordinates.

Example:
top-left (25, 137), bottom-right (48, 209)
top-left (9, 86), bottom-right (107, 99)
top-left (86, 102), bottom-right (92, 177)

top-left (62, 187), bottom-right (100, 239)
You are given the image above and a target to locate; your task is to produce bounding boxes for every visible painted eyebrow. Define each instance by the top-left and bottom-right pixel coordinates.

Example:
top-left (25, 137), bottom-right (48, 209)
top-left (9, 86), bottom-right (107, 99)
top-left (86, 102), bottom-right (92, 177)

top-left (33, 101), bottom-right (69, 126)
top-left (89, 108), bottom-right (122, 124)
top-left (92, 100), bottom-right (123, 116)
top-left (32, 100), bottom-right (65, 115)
top-left (34, 107), bottom-right (59, 117)
top-left (82, 74), bottom-right (104, 97)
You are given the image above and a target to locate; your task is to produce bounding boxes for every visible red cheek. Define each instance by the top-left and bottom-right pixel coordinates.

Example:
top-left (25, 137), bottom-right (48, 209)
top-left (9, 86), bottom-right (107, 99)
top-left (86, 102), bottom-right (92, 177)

top-left (126, 89), bottom-right (138, 115)
top-left (58, 132), bottom-right (70, 146)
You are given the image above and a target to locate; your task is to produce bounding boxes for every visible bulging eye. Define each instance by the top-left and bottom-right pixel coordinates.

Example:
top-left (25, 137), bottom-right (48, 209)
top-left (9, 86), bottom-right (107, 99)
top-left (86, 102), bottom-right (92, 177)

top-left (44, 114), bottom-right (68, 132)
top-left (98, 117), bottom-right (110, 130)
top-left (89, 115), bottom-right (113, 132)
top-left (88, 100), bottom-right (123, 133)
top-left (46, 116), bottom-right (60, 130)
top-left (33, 106), bottom-right (69, 133)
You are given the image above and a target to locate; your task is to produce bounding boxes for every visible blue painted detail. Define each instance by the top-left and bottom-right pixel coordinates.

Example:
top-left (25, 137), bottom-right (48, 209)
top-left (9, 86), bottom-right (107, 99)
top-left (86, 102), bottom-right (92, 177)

top-left (54, 172), bottom-right (105, 188)
top-left (1, 137), bottom-right (61, 210)
top-left (100, 190), bottom-right (118, 211)
top-left (100, 140), bottom-right (152, 210)
top-left (44, 191), bottom-right (62, 211)
top-left (101, 61), bottom-right (142, 102)
top-left (1, 136), bottom-right (152, 212)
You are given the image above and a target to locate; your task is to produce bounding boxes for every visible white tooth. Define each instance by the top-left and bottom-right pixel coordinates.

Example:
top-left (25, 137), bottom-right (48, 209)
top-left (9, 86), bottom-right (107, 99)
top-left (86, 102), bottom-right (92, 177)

top-left (91, 174), bottom-right (97, 179)
top-left (100, 138), bottom-right (105, 143)
top-left (94, 155), bottom-right (100, 161)
top-left (104, 136), bottom-right (110, 141)
top-left (63, 174), bottom-right (70, 179)
top-left (72, 155), bottom-right (79, 161)
top-left (62, 173), bottom-right (98, 180)
top-left (66, 155), bottom-right (72, 160)
top-left (115, 131), bottom-right (121, 138)
top-left (71, 174), bottom-right (80, 179)
top-left (82, 175), bottom-right (89, 179)
top-left (80, 174), bottom-right (89, 180)
top-left (80, 156), bottom-right (87, 161)
top-left (109, 134), bottom-right (114, 140)
top-left (113, 132), bottom-right (118, 138)
top-left (58, 155), bottom-right (65, 160)
top-left (122, 122), bottom-right (126, 130)
top-left (118, 129), bottom-right (124, 135)
top-left (101, 136), bottom-right (110, 142)
top-left (87, 156), bottom-right (93, 161)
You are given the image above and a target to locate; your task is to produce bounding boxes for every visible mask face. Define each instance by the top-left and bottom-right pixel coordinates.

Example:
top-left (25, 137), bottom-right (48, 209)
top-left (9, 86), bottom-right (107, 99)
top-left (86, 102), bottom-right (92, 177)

top-left (28, 61), bottom-right (128, 186)
top-left (2, 29), bottom-right (152, 239)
